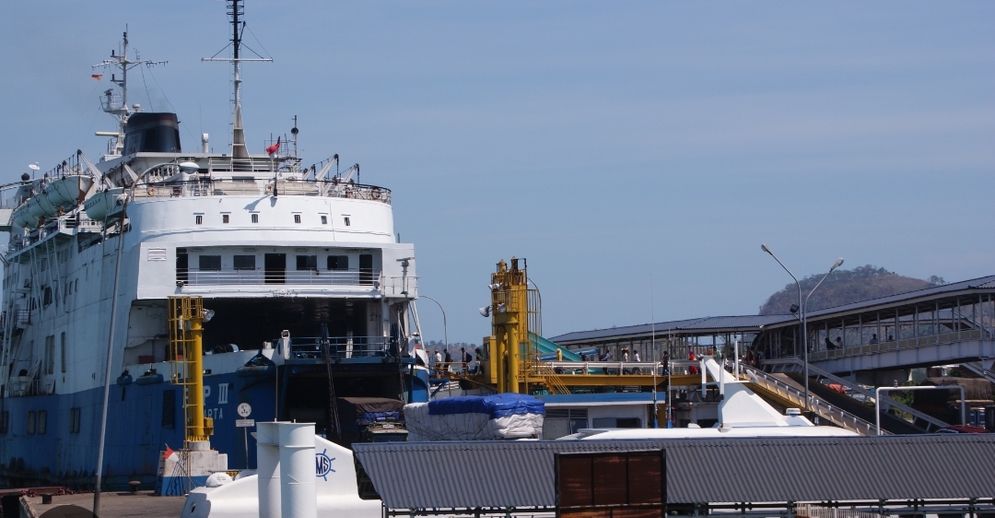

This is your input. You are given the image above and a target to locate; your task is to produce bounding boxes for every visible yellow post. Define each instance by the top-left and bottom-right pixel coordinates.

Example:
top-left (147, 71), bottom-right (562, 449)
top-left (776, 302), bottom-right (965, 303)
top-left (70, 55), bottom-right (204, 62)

top-left (189, 305), bottom-right (206, 441)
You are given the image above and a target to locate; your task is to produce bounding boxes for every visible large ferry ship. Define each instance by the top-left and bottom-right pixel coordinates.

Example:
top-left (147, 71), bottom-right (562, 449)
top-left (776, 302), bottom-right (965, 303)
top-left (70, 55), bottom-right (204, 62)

top-left (0, 1), bottom-right (429, 488)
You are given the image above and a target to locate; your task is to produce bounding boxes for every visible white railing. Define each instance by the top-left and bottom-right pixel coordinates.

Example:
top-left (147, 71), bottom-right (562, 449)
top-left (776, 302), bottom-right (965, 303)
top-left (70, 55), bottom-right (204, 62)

top-left (741, 364), bottom-right (881, 435)
top-left (180, 269), bottom-right (379, 287)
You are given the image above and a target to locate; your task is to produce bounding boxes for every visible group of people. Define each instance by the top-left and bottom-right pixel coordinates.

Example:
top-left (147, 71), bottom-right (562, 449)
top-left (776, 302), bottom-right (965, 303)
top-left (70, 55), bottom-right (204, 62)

top-left (432, 347), bottom-right (480, 376)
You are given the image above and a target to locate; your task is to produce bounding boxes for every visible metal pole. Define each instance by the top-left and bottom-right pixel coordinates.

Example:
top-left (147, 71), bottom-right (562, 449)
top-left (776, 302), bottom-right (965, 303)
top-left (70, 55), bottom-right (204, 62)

top-left (94, 206), bottom-right (129, 516)
top-left (418, 295), bottom-right (448, 351)
top-left (762, 244), bottom-right (842, 412)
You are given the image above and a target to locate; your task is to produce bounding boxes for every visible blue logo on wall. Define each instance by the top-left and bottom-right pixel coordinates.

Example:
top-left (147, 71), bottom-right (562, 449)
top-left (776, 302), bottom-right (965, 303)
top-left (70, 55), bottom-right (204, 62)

top-left (315, 449), bottom-right (336, 481)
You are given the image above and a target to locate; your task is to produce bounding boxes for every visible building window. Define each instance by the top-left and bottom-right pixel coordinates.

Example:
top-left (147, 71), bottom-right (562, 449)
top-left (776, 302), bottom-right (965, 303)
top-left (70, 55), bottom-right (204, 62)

top-left (61, 333), bottom-right (67, 374)
top-left (251, 213), bottom-right (259, 224)
top-left (293, 214), bottom-right (302, 224)
top-left (195, 214), bottom-right (203, 225)
top-left (234, 255), bottom-right (256, 271)
top-left (162, 390), bottom-right (176, 429)
top-left (320, 215), bottom-right (328, 225)
top-left (327, 255), bottom-right (349, 271)
top-left (44, 335), bottom-right (55, 375)
top-left (296, 255), bottom-right (318, 271)
top-left (222, 214), bottom-right (230, 224)
top-left (69, 407), bottom-right (81, 434)
top-left (198, 255), bottom-right (222, 271)
top-left (26, 411), bottom-right (35, 435)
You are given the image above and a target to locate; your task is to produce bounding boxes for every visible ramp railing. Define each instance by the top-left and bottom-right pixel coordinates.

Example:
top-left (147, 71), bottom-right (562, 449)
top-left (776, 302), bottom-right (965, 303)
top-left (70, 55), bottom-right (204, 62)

top-left (739, 363), bottom-right (882, 436)
top-left (768, 357), bottom-right (950, 432)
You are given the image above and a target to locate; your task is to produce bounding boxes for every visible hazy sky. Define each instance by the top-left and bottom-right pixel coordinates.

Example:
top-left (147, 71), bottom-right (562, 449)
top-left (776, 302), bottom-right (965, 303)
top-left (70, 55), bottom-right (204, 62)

top-left (2, 1), bottom-right (993, 344)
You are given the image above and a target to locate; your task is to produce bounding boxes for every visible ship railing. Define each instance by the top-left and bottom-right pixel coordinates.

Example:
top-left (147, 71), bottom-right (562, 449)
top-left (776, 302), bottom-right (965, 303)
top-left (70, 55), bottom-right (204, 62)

top-left (178, 268), bottom-right (381, 287)
top-left (132, 177), bottom-right (392, 204)
top-left (283, 336), bottom-right (399, 361)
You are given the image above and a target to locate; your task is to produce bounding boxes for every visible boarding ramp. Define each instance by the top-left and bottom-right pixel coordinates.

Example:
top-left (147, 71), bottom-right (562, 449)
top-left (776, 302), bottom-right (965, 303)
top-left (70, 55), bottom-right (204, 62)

top-left (738, 363), bottom-right (881, 436)
top-left (530, 332), bottom-right (581, 361)
top-left (961, 361), bottom-right (995, 384)
top-left (765, 357), bottom-right (951, 433)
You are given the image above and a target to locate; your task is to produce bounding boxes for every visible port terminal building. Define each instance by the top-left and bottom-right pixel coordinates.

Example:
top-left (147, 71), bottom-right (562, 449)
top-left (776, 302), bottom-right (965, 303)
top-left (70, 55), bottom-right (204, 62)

top-left (548, 275), bottom-right (995, 432)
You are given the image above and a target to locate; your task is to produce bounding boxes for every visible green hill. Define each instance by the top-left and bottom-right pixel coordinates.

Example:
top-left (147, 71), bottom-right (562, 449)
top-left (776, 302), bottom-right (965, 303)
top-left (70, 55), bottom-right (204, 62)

top-left (759, 265), bottom-right (944, 315)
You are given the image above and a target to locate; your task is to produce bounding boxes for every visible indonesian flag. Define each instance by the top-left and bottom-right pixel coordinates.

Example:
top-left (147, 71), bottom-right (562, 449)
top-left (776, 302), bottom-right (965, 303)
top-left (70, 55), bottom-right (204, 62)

top-left (162, 445), bottom-right (179, 462)
top-left (90, 73), bottom-right (103, 81)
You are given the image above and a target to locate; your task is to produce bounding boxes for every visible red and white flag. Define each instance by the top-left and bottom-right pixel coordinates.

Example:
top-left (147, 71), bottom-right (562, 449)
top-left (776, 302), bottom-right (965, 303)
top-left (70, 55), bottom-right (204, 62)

top-left (162, 445), bottom-right (179, 462)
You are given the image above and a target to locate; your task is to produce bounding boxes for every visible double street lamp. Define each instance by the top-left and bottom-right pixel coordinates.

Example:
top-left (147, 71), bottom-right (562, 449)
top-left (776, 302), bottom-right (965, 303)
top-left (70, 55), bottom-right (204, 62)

top-left (761, 244), bottom-right (843, 411)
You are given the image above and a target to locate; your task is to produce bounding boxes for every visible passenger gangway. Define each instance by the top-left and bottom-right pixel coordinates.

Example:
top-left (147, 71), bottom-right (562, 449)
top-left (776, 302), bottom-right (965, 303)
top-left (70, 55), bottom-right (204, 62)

top-left (961, 361), bottom-right (995, 384)
top-left (739, 363), bottom-right (881, 435)
top-left (765, 357), bottom-right (952, 433)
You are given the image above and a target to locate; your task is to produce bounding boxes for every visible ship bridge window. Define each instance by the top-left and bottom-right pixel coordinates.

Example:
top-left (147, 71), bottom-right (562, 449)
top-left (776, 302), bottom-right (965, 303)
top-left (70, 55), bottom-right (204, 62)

top-left (222, 213), bottom-right (230, 224)
top-left (251, 213), bottom-right (259, 224)
top-left (343, 216), bottom-right (351, 227)
top-left (327, 255), bottom-right (349, 271)
top-left (198, 255), bottom-right (222, 271)
top-left (293, 213), bottom-right (302, 224)
top-left (234, 255), bottom-right (256, 271)
top-left (195, 214), bottom-right (204, 225)
top-left (69, 407), bottom-right (81, 434)
top-left (37, 410), bottom-right (47, 435)
top-left (320, 214), bottom-right (328, 225)
top-left (26, 411), bottom-right (35, 435)
top-left (0, 411), bottom-right (8, 435)
top-left (296, 255), bottom-right (318, 271)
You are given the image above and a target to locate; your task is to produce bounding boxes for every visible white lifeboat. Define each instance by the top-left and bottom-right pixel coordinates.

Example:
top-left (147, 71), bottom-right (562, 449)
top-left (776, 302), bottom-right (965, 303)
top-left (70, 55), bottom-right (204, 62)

top-left (83, 187), bottom-right (127, 221)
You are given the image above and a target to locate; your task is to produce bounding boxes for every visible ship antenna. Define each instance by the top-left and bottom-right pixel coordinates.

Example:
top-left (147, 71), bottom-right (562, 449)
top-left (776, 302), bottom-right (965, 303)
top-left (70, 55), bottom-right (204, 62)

top-left (92, 27), bottom-right (167, 156)
top-left (203, 0), bottom-right (272, 158)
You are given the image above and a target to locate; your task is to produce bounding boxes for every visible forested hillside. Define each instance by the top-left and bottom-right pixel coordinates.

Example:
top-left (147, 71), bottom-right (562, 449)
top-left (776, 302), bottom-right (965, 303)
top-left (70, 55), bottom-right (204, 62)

top-left (759, 265), bottom-right (944, 315)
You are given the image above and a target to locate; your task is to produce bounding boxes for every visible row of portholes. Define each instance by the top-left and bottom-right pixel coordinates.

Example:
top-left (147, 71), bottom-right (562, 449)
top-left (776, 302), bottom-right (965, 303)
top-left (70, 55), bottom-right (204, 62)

top-left (193, 213), bottom-right (349, 226)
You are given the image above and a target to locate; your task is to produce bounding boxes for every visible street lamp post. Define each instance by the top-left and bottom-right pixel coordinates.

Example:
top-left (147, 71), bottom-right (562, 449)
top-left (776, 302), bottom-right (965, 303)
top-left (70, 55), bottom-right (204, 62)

top-left (418, 295), bottom-right (448, 352)
top-left (761, 244), bottom-right (843, 412)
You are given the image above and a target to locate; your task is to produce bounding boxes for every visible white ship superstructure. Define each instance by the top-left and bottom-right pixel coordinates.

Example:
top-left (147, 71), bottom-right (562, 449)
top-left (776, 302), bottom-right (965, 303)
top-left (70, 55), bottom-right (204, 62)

top-left (0, 3), bottom-right (427, 488)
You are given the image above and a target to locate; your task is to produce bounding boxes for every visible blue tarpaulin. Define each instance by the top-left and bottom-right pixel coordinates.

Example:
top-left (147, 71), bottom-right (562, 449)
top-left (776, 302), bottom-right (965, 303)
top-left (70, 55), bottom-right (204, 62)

top-left (428, 394), bottom-right (545, 418)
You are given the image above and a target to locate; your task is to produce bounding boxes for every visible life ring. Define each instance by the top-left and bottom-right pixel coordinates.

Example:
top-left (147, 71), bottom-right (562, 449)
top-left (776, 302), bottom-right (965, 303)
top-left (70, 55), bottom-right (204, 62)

top-left (371, 188), bottom-right (381, 200)
top-left (146, 187), bottom-right (157, 196)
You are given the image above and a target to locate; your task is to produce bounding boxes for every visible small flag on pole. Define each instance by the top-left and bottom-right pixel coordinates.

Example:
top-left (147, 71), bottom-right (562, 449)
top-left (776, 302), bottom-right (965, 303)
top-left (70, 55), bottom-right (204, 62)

top-left (162, 445), bottom-right (179, 462)
top-left (90, 73), bottom-right (103, 81)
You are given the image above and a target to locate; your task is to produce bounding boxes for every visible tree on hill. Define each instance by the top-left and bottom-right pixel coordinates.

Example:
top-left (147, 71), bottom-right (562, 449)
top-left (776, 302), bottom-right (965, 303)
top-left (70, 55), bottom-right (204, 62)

top-left (758, 265), bottom-right (945, 315)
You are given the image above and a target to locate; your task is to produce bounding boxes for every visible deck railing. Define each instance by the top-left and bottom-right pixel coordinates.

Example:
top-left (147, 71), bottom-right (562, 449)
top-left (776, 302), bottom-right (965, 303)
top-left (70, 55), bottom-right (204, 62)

top-left (179, 268), bottom-right (380, 287)
top-left (284, 335), bottom-right (399, 361)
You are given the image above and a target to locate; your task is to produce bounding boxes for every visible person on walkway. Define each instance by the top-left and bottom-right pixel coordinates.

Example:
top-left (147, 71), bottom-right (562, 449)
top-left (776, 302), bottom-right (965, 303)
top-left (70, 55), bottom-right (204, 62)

top-left (434, 349), bottom-right (443, 375)
top-left (444, 349), bottom-right (453, 373)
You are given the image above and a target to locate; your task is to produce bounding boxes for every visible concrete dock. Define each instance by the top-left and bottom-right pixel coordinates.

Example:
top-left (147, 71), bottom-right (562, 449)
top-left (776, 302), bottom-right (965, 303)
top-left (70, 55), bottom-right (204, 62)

top-left (21, 491), bottom-right (185, 518)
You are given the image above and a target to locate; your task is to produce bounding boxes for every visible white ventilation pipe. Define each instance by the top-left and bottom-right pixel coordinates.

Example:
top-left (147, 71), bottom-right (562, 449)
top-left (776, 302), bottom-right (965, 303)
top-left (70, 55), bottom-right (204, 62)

top-left (279, 422), bottom-right (317, 518)
top-left (256, 422), bottom-right (281, 518)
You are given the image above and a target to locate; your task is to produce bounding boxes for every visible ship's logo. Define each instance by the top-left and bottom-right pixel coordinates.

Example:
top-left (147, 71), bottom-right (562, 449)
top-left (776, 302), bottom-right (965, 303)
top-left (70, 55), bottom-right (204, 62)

top-left (315, 449), bottom-right (335, 481)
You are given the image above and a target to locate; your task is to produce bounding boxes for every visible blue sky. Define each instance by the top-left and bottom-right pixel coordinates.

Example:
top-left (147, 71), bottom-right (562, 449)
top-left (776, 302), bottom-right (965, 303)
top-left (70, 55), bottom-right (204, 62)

top-left (2, 1), bottom-right (994, 344)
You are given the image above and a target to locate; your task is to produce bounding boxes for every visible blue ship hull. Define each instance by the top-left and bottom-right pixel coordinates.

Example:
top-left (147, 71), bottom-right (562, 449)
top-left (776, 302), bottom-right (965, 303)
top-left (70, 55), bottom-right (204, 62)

top-left (0, 362), bottom-right (429, 489)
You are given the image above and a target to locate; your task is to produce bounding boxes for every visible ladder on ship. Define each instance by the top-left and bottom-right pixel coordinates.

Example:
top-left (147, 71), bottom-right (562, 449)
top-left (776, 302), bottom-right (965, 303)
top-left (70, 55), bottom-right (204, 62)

top-left (168, 296), bottom-right (213, 444)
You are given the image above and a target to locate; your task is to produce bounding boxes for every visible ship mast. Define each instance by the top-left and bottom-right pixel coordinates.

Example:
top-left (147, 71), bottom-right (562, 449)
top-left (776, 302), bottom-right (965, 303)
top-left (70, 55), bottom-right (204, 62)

top-left (92, 29), bottom-right (167, 156)
top-left (203, 0), bottom-right (272, 158)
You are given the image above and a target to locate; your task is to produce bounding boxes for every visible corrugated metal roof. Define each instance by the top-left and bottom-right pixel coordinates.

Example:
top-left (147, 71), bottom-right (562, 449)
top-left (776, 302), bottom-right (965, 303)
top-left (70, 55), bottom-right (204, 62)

top-left (551, 315), bottom-right (791, 344)
top-left (354, 434), bottom-right (995, 510)
top-left (549, 274), bottom-right (995, 343)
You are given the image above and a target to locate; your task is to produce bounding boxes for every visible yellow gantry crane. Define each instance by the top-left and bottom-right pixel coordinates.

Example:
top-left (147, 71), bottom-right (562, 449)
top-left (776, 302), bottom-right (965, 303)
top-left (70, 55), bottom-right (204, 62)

top-left (168, 296), bottom-right (214, 445)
